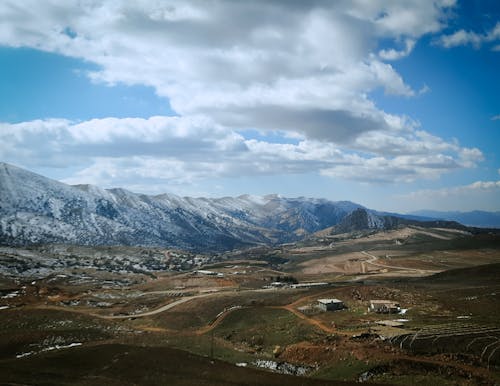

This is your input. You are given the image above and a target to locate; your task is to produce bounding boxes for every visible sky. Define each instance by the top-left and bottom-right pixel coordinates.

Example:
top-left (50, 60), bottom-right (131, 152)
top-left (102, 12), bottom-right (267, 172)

top-left (0, 0), bottom-right (499, 213)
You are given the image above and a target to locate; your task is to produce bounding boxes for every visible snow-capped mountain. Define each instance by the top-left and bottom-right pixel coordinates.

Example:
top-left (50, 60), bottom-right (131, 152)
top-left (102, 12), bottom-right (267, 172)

top-left (0, 163), bottom-right (365, 251)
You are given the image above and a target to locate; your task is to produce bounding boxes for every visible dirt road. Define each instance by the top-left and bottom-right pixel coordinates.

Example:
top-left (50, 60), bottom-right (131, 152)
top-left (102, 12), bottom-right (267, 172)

top-left (98, 288), bottom-right (276, 320)
top-left (361, 250), bottom-right (438, 275)
top-left (98, 292), bottom-right (216, 319)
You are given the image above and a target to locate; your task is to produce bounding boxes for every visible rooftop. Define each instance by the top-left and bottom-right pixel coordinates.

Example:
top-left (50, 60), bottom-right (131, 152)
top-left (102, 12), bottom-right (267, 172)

top-left (370, 300), bottom-right (399, 304)
top-left (318, 298), bottom-right (343, 304)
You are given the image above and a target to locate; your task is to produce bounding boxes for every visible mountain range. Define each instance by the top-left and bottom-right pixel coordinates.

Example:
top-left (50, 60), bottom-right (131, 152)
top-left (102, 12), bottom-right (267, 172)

top-left (0, 162), bottom-right (493, 251)
top-left (0, 163), bottom-right (361, 250)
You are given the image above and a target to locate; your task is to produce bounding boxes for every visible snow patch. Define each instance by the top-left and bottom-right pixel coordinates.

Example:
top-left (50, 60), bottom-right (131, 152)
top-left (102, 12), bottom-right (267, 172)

top-left (1, 291), bottom-right (19, 299)
top-left (253, 360), bottom-right (312, 376)
top-left (15, 343), bottom-right (82, 359)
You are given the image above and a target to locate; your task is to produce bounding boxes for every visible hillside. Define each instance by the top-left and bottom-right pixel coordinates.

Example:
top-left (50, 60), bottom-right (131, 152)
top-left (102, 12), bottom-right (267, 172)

top-left (416, 262), bottom-right (500, 286)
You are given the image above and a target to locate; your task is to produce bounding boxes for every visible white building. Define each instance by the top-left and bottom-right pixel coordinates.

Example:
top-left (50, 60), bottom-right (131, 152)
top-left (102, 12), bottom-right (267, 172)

top-left (317, 298), bottom-right (344, 311)
top-left (369, 300), bottom-right (400, 314)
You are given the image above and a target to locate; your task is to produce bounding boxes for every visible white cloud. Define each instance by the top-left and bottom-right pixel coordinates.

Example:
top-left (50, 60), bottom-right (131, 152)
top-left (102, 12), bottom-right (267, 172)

top-left (0, 0), bottom-right (455, 145)
top-left (379, 38), bottom-right (416, 60)
top-left (396, 180), bottom-right (500, 211)
top-left (436, 21), bottom-right (500, 49)
top-left (0, 116), bottom-right (482, 191)
top-left (0, 1), bottom-right (485, 192)
top-left (0, 116), bottom-right (244, 166)
top-left (492, 115), bottom-right (500, 121)
top-left (350, 0), bottom-right (455, 37)
top-left (320, 154), bottom-right (466, 183)
top-left (437, 30), bottom-right (483, 48)
top-left (405, 180), bottom-right (500, 199)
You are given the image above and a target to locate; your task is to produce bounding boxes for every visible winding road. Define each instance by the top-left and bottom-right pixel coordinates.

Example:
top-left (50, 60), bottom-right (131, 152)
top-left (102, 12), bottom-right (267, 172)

top-left (361, 250), bottom-right (439, 275)
top-left (98, 292), bottom-right (216, 319)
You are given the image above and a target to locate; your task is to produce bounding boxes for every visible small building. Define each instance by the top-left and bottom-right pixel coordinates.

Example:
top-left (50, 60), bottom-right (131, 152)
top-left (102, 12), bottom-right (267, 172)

top-left (196, 270), bottom-right (217, 276)
top-left (291, 282), bottom-right (329, 289)
top-left (317, 298), bottom-right (344, 311)
top-left (369, 300), bottom-right (400, 314)
top-left (270, 281), bottom-right (288, 288)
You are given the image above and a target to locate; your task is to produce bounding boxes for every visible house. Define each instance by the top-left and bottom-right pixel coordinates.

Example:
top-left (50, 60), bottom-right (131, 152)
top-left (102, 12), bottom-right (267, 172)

top-left (369, 300), bottom-right (400, 314)
top-left (317, 298), bottom-right (344, 311)
top-left (291, 282), bottom-right (329, 289)
top-left (196, 270), bottom-right (217, 276)
top-left (270, 281), bottom-right (288, 288)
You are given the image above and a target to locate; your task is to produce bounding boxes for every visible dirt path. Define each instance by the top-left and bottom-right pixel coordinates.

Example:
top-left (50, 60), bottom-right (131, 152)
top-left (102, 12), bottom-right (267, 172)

top-left (195, 306), bottom-right (246, 335)
top-left (279, 304), bottom-right (337, 334)
top-left (192, 287), bottom-right (345, 336)
top-left (97, 292), bottom-right (217, 319)
top-left (270, 288), bottom-right (354, 335)
top-left (196, 290), bottom-right (341, 336)
top-left (361, 250), bottom-right (438, 275)
top-left (96, 287), bottom-right (278, 320)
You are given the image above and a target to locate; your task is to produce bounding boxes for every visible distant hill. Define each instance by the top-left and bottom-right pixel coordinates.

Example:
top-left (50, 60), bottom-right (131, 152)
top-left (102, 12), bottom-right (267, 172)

top-left (330, 208), bottom-right (466, 235)
top-left (411, 210), bottom-right (500, 228)
top-left (415, 263), bottom-right (500, 286)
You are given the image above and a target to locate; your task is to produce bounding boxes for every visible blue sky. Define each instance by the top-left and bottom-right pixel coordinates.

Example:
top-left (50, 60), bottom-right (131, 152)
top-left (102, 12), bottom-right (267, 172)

top-left (0, 0), bottom-right (499, 212)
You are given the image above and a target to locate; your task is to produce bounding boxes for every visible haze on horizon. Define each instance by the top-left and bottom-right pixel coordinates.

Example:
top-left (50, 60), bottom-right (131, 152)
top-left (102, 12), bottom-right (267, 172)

top-left (0, 0), bottom-right (499, 213)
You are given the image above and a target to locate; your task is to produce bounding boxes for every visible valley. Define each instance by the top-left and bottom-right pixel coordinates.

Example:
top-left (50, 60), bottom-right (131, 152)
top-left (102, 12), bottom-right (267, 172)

top-left (2, 1), bottom-right (498, 384)
top-left (1, 225), bottom-right (499, 385)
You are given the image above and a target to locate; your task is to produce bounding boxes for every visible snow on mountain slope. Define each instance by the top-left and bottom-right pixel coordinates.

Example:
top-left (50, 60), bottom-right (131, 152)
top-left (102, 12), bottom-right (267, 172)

top-left (0, 163), bottom-right (362, 251)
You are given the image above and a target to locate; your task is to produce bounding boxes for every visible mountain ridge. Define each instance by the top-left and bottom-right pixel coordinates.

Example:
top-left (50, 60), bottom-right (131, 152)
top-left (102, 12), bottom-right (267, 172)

top-left (315, 207), bottom-right (467, 236)
top-left (410, 209), bottom-right (500, 229)
top-left (0, 163), bottom-right (364, 251)
top-left (1, 163), bottom-right (486, 251)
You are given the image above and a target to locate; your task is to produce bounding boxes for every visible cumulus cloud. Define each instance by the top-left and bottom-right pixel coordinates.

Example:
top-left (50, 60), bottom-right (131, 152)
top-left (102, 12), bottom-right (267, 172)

top-left (404, 180), bottom-right (500, 199)
top-left (0, 0), bottom-right (484, 191)
top-left (397, 180), bottom-right (500, 211)
top-left (437, 30), bottom-right (483, 48)
top-left (0, 116), bottom-right (244, 165)
top-left (0, 1), bottom-right (454, 142)
top-left (436, 21), bottom-right (500, 49)
top-left (0, 116), bottom-right (482, 190)
top-left (379, 38), bottom-right (416, 60)
top-left (320, 154), bottom-right (469, 183)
